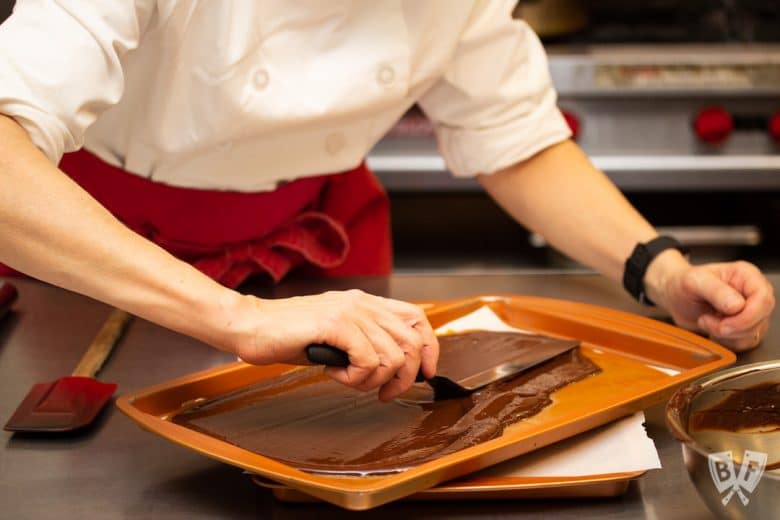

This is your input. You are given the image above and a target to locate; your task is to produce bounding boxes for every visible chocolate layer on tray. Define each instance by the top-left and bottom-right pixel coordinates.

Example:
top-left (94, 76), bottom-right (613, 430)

top-left (173, 330), bottom-right (600, 474)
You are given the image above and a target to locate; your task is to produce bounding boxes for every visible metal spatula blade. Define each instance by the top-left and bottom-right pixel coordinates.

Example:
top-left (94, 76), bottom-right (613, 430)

top-left (4, 308), bottom-right (132, 433)
top-left (422, 338), bottom-right (579, 399)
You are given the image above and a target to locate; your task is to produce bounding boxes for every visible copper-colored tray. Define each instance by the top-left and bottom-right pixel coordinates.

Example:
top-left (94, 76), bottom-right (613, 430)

top-left (116, 295), bottom-right (735, 510)
top-left (251, 470), bottom-right (646, 502)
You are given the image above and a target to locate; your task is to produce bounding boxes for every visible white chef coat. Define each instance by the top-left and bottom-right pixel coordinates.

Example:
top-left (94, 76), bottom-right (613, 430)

top-left (0, 0), bottom-right (570, 192)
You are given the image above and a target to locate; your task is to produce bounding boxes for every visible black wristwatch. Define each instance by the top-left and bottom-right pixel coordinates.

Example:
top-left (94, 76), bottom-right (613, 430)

top-left (623, 236), bottom-right (689, 306)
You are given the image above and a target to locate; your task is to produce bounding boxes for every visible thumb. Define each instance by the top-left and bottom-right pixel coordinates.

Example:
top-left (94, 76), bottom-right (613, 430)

top-left (688, 269), bottom-right (746, 316)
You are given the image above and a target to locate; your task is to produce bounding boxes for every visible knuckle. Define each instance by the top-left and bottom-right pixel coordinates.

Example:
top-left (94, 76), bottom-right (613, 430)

top-left (405, 338), bottom-right (423, 357)
top-left (346, 367), bottom-right (372, 387)
top-left (681, 271), bottom-right (700, 292)
top-left (403, 304), bottom-right (425, 322)
top-left (346, 288), bottom-right (365, 300)
top-left (398, 329), bottom-right (419, 350)
top-left (729, 332), bottom-right (758, 351)
top-left (323, 290), bottom-right (340, 301)
top-left (736, 339), bottom-right (755, 351)
top-left (343, 377), bottom-right (363, 389)
top-left (765, 292), bottom-right (776, 311)
top-left (323, 310), bottom-right (343, 332)
top-left (735, 260), bottom-right (754, 271)
top-left (389, 351), bottom-right (406, 369)
top-left (379, 381), bottom-right (402, 401)
top-left (355, 379), bottom-right (378, 392)
top-left (364, 354), bottom-right (380, 371)
top-left (325, 369), bottom-right (350, 387)
top-left (344, 289), bottom-right (369, 310)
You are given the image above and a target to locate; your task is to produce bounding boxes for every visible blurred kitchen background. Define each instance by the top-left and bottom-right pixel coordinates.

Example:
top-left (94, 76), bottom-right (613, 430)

top-left (2, 0), bottom-right (779, 274)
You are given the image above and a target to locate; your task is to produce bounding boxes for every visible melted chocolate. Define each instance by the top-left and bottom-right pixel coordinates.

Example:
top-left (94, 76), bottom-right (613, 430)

top-left (690, 382), bottom-right (780, 433)
top-left (173, 331), bottom-right (600, 474)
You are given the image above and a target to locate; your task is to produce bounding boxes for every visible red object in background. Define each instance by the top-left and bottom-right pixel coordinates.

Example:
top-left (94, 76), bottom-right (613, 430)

top-left (693, 106), bottom-right (733, 145)
top-left (768, 111), bottom-right (780, 144)
top-left (0, 281), bottom-right (17, 318)
top-left (562, 110), bottom-right (581, 140)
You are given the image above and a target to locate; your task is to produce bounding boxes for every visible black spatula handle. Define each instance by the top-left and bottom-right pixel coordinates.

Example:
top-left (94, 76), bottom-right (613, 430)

top-left (305, 343), bottom-right (426, 382)
top-left (306, 344), bottom-right (349, 367)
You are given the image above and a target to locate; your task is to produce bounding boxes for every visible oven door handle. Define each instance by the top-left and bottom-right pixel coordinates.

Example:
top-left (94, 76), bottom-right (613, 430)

top-left (590, 155), bottom-right (780, 172)
top-left (531, 226), bottom-right (761, 249)
top-left (368, 154), bottom-right (780, 173)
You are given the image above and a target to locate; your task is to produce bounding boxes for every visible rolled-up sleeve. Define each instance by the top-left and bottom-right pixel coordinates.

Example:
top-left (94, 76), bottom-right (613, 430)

top-left (0, 0), bottom-right (154, 164)
top-left (417, 0), bottom-right (571, 177)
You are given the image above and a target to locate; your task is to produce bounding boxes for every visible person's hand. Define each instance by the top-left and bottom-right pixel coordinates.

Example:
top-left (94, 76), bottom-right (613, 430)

top-left (645, 252), bottom-right (775, 351)
top-left (230, 290), bottom-right (439, 401)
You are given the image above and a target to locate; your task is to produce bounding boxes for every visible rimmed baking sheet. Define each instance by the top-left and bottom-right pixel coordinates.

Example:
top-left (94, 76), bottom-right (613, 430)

top-left (251, 470), bottom-right (646, 502)
top-left (117, 295), bottom-right (735, 510)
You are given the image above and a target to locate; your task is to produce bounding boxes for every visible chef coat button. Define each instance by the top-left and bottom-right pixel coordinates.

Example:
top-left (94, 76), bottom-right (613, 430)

top-left (325, 132), bottom-right (346, 155)
top-left (377, 64), bottom-right (395, 86)
top-left (252, 68), bottom-right (269, 90)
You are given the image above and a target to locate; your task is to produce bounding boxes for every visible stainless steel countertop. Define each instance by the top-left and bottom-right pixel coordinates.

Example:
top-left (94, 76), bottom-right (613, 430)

top-left (1, 273), bottom-right (778, 519)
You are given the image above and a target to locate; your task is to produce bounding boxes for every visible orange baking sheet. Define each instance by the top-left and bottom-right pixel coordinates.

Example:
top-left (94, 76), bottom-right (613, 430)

top-left (251, 470), bottom-right (647, 502)
top-left (117, 295), bottom-right (735, 510)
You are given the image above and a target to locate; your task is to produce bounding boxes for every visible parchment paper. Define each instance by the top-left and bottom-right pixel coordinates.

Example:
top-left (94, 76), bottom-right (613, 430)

top-left (436, 305), bottom-right (662, 477)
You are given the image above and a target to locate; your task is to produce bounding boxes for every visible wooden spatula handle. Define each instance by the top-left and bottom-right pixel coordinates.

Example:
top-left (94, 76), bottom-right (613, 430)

top-left (71, 308), bottom-right (133, 378)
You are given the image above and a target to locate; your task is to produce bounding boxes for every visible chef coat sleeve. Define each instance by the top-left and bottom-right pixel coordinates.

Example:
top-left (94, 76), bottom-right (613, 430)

top-left (416, 0), bottom-right (572, 178)
top-left (0, 0), bottom-right (155, 164)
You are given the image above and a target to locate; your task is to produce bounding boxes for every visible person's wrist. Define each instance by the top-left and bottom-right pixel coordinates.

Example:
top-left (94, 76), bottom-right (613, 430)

top-left (200, 288), bottom-right (258, 356)
top-left (642, 249), bottom-right (691, 310)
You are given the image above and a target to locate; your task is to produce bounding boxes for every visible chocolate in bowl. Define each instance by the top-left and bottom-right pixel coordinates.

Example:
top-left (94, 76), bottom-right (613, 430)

top-left (689, 381), bottom-right (780, 436)
top-left (666, 361), bottom-right (780, 520)
top-left (172, 330), bottom-right (600, 475)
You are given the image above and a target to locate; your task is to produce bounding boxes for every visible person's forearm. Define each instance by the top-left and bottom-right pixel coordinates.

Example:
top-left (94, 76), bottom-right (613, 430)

top-left (0, 114), bottom-right (246, 352)
top-left (478, 139), bottom-right (674, 283)
top-left (479, 139), bottom-right (773, 350)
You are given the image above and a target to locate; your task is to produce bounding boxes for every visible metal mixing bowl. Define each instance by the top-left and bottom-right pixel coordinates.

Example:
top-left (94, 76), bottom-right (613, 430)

top-left (666, 361), bottom-right (780, 520)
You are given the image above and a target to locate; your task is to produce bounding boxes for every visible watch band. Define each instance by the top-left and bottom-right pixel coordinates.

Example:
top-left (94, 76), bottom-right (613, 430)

top-left (623, 236), bottom-right (689, 306)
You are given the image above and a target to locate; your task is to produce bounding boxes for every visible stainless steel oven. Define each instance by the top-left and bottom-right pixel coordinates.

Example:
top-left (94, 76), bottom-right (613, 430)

top-left (372, 0), bottom-right (780, 273)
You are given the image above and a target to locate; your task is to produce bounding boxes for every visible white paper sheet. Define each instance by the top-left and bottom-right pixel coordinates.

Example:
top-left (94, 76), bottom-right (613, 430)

top-left (436, 305), bottom-right (662, 477)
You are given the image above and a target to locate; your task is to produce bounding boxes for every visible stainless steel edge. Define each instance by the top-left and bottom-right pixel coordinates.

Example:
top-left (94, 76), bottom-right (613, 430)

top-left (369, 154), bottom-right (780, 191)
top-left (369, 154), bottom-right (780, 173)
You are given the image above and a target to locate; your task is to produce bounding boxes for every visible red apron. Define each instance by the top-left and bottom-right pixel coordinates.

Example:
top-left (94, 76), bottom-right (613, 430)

top-left (0, 150), bottom-right (392, 288)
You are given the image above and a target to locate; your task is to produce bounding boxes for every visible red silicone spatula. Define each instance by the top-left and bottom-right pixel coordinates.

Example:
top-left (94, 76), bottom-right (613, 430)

top-left (4, 308), bottom-right (132, 433)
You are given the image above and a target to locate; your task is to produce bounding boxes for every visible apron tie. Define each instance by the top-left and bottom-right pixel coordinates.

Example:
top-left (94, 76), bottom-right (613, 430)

top-left (193, 211), bottom-right (350, 288)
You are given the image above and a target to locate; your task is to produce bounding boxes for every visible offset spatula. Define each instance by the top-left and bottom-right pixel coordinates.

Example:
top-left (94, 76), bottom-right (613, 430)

top-left (306, 333), bottom-right (580, 401)
top-left (4, 308), bottom-right (132, 432)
